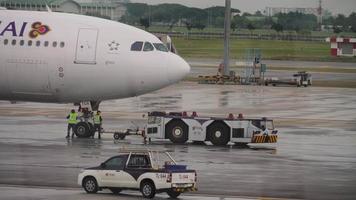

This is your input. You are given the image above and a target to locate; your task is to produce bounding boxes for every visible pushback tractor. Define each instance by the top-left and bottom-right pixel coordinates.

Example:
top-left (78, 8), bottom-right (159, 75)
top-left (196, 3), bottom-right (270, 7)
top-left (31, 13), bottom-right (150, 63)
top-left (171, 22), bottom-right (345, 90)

top-left (145, 111), bottom-right (278, 146)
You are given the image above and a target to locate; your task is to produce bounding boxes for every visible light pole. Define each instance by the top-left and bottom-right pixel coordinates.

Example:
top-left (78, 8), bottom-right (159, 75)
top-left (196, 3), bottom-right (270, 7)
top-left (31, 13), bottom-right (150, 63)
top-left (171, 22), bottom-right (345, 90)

top-left (223, 0), bottom-right (231, 76)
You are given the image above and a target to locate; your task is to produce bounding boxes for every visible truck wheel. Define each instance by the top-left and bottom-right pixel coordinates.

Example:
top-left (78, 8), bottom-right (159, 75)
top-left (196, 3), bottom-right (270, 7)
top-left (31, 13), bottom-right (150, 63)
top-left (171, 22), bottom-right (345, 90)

top-left (109, 188), bottom-right (122, 194)
top-left (166, 120), bottom-right (188, 144)
top-left (75, 122), bottom-right (91, 138)
top-left (114, 133), bottom-right (126, 140)
top-left (167, 189), bottom-right (181, 198)
top-left (208, 122), bottom-right (230, 146)
top-left (83, 177), bottom-right (98, 194)
top-left (114, 133), bottom-right (120, 140)
top-left (140, 181), bottom-right (156, 199)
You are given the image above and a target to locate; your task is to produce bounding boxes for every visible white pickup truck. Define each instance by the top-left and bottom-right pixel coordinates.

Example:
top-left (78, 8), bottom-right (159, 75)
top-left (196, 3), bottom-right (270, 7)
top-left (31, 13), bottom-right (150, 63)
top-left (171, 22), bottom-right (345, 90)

top-left (78, 149), bottom-right (197, 199)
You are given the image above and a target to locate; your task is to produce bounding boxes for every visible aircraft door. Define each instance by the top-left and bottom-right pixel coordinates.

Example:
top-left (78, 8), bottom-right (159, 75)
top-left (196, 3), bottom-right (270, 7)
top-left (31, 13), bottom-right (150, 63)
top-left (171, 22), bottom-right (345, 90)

top-left (74, 28), bottom-right (98, 65)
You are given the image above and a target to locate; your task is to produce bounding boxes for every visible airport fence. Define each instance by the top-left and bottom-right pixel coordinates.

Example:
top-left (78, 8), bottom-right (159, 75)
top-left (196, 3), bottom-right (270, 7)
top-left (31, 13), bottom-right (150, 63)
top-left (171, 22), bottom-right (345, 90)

top-left (152, 31), bottom-right (326, 42)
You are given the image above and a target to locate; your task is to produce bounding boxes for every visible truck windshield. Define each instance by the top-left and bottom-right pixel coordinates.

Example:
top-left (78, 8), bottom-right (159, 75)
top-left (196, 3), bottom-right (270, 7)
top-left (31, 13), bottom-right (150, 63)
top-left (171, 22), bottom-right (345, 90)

top-left (266, 120), bottom-right (274, 129)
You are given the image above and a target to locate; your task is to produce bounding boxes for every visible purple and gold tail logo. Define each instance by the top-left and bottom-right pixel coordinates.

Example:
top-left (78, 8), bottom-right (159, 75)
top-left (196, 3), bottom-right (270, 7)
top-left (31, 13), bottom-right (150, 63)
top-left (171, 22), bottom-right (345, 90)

top-left (29, 22), bottom-right (50, 38)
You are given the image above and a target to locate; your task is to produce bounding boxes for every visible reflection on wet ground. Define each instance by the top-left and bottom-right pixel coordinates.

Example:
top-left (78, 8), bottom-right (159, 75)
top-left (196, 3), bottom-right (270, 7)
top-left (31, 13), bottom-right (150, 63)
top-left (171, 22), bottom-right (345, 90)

top-left (0, 82), bottom-right (356, 200)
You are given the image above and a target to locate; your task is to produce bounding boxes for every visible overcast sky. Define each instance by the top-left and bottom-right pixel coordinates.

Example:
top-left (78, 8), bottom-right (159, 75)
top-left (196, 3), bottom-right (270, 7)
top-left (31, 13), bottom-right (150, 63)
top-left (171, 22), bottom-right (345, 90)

top-left (131, 0), bottom-right (356, 15)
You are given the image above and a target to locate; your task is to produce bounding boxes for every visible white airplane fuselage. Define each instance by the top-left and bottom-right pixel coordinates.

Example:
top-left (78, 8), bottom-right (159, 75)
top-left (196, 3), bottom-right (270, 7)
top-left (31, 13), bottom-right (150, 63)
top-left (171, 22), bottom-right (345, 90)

top-left (0, 10), bottom-right (190, 103)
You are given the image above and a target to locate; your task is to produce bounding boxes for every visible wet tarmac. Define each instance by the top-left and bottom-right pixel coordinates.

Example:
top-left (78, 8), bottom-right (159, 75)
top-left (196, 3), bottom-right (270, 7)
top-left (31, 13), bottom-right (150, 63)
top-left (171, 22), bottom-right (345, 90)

top-left (0, 186), bottom-right (275, 200)
top-left (1, 82), bottom-right (356, 200)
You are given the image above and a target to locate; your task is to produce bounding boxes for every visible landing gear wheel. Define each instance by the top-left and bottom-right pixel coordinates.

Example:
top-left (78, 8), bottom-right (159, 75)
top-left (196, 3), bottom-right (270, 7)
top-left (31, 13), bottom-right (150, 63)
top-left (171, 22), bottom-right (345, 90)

top-left (208, 122), bottom-right (230, 146)
top-left (140, 181), bottom-right (156, 199)
top-left (109, 188), bottom-right (122, 194)
top-left (166, 120), bottom-right (188, 144)
top-left (75, 122), bottom-right (89, 138)
top-left (114, 133), bottom-right (120, 140)
top-left (114, 133), bottom-right (126, 140)
top-left (75, 122), bottom-right (94, 138)
top-left (167, 189), bottom-right (181, 198)
top-left (83, 177), bottom-right (98, 194)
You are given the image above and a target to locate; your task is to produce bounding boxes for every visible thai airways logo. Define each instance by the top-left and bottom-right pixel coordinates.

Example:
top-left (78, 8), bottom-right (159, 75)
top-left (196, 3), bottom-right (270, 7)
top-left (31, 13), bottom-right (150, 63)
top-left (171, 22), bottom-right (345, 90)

top-left (0, 21), bottom-right (51, 38)
top-left (29, 22), bottom-right (50, 38)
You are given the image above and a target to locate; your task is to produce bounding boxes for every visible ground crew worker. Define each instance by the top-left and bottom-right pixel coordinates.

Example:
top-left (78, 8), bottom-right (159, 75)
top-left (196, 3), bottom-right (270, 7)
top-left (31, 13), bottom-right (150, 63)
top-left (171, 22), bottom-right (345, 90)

top-left (93, 110), bottom-right (103, 139)
top-left (66, 109), bottom-right (78, 138)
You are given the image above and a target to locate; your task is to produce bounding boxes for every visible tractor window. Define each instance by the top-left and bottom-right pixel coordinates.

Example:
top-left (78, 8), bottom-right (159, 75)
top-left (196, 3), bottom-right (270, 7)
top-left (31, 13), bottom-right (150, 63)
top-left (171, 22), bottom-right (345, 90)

top-left (266, 121), bottom-right (274, 129)
top-left (251, 120), bottom-right (261, 129)
top-left (148, 116), bottom-right (161, 124)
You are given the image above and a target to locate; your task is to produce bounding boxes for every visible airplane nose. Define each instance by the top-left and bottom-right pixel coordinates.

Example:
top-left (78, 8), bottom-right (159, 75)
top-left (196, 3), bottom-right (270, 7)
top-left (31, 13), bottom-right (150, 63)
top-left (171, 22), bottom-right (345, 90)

top-left (166, 54), bottom-right (191, 84)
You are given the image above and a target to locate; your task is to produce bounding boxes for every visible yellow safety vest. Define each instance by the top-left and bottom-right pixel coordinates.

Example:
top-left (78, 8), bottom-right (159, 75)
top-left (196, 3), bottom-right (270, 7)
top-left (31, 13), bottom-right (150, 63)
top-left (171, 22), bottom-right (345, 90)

top-left (68, 113), bottom-right (78, 124)
top-left (94, 114), bottom-right (101, 124)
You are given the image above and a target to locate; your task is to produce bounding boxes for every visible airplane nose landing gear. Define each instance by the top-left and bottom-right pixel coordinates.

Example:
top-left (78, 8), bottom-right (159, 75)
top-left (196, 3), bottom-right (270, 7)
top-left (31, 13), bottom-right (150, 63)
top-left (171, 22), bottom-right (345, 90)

top-left (72, 101), bottom-right (100, 138)
top-left (74, 122), bottom-right (94, 138)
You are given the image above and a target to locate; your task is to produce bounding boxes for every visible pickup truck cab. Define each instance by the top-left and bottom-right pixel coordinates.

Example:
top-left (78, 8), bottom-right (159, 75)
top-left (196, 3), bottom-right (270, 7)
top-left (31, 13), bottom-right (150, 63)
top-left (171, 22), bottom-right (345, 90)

top-left (78, 149), bottom-right (197, 199)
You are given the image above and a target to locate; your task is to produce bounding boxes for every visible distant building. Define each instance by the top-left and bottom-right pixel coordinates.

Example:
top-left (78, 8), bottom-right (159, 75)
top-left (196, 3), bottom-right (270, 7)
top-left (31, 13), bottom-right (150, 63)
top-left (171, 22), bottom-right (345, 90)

top-left (0, 0), bottom-right (129, 21)
top-left (326, 37), bottom-right (356, 57)
top-left (265, 7), bottom-right (318, 16)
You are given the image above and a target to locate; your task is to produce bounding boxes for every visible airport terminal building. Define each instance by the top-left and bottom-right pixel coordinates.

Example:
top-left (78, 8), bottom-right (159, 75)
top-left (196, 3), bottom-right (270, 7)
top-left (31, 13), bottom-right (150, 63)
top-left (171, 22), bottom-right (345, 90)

top-left (0, 0), bottom-right (129, 21)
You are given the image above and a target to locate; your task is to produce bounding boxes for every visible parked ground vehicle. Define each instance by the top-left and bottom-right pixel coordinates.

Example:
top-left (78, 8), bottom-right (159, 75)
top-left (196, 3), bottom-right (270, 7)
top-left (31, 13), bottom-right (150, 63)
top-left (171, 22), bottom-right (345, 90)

top-left (265, 71), bottom-right (312, 87)
top-left (78, 149), bottom-right (197, 199)
top-left (145, 111), bottom-right (278, 146)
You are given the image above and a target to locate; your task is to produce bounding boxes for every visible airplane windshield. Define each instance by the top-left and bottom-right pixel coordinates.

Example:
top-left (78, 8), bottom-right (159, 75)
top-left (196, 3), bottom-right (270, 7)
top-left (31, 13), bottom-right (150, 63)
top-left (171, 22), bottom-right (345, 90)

top-left (153, 43), bottom-right (169, 52)
top-left (131, 41), bottom-right (143, 51)
top-left (143, 42), bottom-right (154, 51)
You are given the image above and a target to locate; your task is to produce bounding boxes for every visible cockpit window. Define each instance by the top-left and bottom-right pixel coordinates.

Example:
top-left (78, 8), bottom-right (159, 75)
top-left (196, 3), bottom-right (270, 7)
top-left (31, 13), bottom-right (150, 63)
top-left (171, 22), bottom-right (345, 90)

top-left (143, 42), bottom-right (154, 52)
top-left (131, 41), bottom-right (143, 51)
top-left (153, 43), bottom-right (169, 52)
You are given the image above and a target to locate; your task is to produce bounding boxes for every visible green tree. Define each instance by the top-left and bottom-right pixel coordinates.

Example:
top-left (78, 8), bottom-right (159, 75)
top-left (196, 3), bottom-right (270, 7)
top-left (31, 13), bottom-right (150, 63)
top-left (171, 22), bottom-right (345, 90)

top-left (247, 23), bottom-right (255, 34)
top-left (254, 10), bottom-right (263, 16)
top-left (140, 17), bottom-right (150, 30)
top-left (194, 23), bottom-right (206, 30)
top-left (271, 23), bottom-right (283, 33)
top-left (232, 15), bottom-right (250, 29)
top-left (334, 14), bottom-right (347, 31)
top-left (348, 12), bottom-right (356, 32)
top-left (276, 12), bottom-right (317, 31)
top-left (333, 26), bottom-right (342, 34)
top-left (231, 21), bottom-right (237, 32)
top-left (185, 21), bottom-right (193, 31)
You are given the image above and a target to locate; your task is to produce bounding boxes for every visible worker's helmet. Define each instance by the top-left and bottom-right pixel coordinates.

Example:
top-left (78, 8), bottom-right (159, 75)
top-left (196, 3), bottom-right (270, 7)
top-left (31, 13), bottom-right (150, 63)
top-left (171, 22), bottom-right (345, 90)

top-left (71, 109), bottom-right (75, 113)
